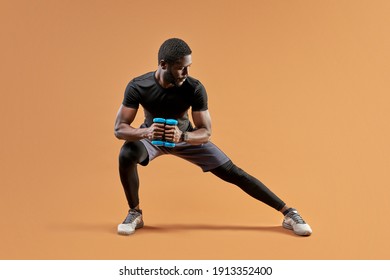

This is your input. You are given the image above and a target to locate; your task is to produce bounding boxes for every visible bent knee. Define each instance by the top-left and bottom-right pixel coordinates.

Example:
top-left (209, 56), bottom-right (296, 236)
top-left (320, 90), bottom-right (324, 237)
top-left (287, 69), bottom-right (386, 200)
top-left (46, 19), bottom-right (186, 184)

top-left (119, 142), bottom-right (145, 165)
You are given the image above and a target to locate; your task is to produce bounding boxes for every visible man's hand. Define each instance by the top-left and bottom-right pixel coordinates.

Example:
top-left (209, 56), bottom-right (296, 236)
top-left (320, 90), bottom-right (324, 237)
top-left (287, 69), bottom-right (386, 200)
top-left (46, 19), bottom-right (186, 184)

top-left (164, 124), bottom-right (183, 143)
top-left (144, 122), bottom-right (165, 140)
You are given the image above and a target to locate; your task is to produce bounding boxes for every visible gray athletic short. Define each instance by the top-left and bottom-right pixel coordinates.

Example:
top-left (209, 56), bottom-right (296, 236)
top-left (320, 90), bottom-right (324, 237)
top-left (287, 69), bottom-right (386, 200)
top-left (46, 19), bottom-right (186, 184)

top-left (140, 139), bottom-right (230, 172)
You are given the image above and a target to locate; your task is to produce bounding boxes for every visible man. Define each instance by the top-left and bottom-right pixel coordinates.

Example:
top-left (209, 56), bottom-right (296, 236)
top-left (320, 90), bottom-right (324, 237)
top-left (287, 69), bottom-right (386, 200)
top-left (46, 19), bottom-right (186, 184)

top-left (114, 38), bottom-right (312, 236)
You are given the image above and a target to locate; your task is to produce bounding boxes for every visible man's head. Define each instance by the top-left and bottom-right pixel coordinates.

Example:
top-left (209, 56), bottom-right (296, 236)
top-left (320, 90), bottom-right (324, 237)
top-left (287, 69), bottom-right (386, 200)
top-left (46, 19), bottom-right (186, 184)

top-left (158, 38), bottom-right (192, 65)
top-left (157, 38), bottom-right (192, 88)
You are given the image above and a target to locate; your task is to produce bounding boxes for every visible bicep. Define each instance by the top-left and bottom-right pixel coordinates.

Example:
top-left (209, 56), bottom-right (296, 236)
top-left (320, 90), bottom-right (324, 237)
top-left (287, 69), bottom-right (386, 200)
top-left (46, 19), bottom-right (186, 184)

top-left (115, 105), bottom-right (138, 128)
top-left (192, 110), bottom-right (212, 131)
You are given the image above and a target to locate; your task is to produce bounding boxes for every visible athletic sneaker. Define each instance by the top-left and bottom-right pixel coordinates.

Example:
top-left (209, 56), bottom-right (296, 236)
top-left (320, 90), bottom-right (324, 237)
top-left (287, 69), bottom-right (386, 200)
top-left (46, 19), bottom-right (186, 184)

top-left (282, 208), bottom-right (312, 236)
top-left (117, 209), bottom-right (144, 235)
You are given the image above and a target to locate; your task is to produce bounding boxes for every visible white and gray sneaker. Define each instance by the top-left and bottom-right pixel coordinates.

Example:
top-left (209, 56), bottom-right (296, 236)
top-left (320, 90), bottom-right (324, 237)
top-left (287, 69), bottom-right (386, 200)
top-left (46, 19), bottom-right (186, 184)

top-left (117, 209), bottom-right (144, 235)
top-left (282, 208), bottom-right (312, 236)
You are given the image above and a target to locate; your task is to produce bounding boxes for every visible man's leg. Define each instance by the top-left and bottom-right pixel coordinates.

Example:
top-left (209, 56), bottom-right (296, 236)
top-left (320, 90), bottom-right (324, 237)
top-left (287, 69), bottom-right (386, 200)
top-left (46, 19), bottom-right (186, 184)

top-left (171, 141), bottom-right (286, 210)
top-left (117, 141), bottom-right (148, 235)
top-left (209, 160), bottom-right (286, 211)
top-left (209, 160), bottom-right (312, 236)
top-left (119, 141), bottom-right (148, 209)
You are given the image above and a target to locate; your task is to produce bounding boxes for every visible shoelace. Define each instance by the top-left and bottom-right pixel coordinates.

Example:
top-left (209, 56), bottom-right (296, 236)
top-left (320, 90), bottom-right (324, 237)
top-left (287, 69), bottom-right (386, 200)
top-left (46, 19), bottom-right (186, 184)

top-left (123, 210), bottom-right (141, 224)
top-left (287, 211), bottom-right (306, 224)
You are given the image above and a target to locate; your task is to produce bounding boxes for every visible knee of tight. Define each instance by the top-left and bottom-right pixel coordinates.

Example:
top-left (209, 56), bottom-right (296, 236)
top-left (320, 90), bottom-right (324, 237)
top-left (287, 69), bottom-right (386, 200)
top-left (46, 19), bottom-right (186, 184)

top-left (210, 160), bottom-right (246, 184)
top-left (119, 141), bottom-right (146, 166)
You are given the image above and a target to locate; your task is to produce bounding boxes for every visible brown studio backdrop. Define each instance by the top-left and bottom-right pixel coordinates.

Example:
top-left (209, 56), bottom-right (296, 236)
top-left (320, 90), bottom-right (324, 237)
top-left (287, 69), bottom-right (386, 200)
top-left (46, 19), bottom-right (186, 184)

top-left (1, 0), bottom-right (389, 259)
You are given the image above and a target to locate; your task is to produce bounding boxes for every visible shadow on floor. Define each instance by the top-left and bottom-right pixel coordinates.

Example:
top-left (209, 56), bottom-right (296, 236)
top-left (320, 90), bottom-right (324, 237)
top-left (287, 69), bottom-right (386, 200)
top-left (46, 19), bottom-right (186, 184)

top-left (48, 222), bottom-right (297, 237)
top-left (142, 224), bottom-right (292, 236)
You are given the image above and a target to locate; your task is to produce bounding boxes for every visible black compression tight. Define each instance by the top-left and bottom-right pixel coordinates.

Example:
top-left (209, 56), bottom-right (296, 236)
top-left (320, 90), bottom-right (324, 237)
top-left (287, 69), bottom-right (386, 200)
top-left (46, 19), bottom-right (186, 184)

top-left (209, 160), bottom-right (286, 211)
top-left (119, 142), bottom-right (286, 211)
top-left (119, 141), bottom-right (148, 209)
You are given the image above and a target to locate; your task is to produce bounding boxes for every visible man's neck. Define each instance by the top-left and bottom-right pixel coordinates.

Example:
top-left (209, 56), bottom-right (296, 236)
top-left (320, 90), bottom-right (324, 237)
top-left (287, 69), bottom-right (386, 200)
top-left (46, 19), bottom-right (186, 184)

top-left (155, 69), bottom-right (173, 89)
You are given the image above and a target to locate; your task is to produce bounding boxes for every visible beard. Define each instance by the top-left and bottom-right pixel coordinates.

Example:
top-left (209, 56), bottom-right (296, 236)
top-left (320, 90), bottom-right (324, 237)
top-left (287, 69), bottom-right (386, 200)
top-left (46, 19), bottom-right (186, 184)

top-left (163, 69), bottom-right (185, 87)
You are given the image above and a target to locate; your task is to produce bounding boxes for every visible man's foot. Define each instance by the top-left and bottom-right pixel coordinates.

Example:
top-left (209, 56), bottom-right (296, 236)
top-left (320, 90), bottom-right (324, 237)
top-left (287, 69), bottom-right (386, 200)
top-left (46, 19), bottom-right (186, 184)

top-left (117, 209), bottom-right (144, 235)
top-left (282, 208), bottom-right (312, 236)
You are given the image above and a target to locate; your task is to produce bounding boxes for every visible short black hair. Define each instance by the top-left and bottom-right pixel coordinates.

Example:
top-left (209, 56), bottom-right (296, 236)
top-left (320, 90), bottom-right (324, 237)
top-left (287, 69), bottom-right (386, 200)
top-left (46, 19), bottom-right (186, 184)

top-left (158, 38), bottom-right (192, 64)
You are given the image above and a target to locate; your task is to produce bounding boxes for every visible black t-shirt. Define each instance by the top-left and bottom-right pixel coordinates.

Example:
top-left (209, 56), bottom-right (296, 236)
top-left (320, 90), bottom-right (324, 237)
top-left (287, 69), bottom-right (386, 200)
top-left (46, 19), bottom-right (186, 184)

top-left (122, 71), bottom-right (208, 131)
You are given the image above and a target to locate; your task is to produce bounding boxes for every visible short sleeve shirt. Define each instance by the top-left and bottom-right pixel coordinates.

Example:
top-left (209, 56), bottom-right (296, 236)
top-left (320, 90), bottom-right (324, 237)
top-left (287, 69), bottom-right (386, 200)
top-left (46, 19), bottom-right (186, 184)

top-left (122, 71), bottom-right (208, 131)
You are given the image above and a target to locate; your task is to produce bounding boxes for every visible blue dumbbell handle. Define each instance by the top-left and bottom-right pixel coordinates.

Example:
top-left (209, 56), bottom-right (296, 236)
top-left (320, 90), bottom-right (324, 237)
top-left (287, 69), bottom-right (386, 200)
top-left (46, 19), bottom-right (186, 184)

top-left (165, 119), bottom-right (178, 126)
top-left (151, 140), bottom-right (165, 146)
top-left (151, 118), bottom-right (165, 146)
top-left (151, 118), bottom-right (178, 147)
top-left (153, 118), bottom-right (166, 124)
top-left (164, 119), bottom-right (178, 147)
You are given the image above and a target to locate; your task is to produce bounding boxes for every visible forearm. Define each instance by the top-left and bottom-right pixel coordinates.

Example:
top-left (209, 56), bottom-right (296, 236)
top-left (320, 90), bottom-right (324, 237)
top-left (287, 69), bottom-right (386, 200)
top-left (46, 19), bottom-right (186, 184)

top-left (184, 128), bottom-right (211, 145)
top-left (114, 123), bottom-right (148, 141)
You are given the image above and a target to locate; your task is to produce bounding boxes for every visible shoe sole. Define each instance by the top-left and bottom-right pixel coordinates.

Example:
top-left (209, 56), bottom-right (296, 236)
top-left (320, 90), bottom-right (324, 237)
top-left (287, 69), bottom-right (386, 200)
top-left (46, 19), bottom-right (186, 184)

top-left (282, 221), bottom-right (312, 236)
top-left (282, 221), bottom-right (293, 230)
top-left (117, 221), bottom-right (144, 235)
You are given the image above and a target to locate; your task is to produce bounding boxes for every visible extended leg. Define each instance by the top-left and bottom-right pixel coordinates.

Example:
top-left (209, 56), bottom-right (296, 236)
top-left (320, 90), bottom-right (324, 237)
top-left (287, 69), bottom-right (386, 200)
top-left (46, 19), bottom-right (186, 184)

top-left (210, 160), bottom-right (312, 236)
top-left (209, 160), bottom-right (286, 211)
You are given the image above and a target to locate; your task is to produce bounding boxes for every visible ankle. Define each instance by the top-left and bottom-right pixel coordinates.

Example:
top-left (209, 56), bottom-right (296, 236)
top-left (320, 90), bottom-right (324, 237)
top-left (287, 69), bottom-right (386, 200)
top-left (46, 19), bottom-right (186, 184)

top-left (131, 208), bottom-right (142, 214)
top-left (282, 207), bottom-right (294, 216)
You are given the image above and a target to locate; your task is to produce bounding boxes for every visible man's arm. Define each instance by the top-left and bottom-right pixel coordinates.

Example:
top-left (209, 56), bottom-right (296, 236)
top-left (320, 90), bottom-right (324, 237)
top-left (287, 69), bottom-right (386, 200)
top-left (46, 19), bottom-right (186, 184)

top-left (165, 110), bottom-right (211, 145)
top-left (186, 110), bottom-right (212, 145)
top-left (114, 105), bottom-right (164, 141)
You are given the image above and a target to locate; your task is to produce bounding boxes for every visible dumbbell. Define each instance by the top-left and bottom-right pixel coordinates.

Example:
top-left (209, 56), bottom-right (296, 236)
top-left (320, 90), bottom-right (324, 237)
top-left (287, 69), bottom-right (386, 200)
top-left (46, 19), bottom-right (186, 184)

top-left (151, 118), bottom-right (179, 148)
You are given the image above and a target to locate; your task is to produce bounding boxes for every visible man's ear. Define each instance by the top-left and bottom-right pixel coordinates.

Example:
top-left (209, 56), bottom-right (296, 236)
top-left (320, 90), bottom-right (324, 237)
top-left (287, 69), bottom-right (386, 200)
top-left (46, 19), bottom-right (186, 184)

top-left (159, 60), bottom-right (168, 70)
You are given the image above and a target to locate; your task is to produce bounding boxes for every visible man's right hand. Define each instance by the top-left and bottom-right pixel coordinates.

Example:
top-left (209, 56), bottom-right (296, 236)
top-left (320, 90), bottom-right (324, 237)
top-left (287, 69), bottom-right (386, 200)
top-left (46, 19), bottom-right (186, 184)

top-left (144, 122), bottom-right (165, 140)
